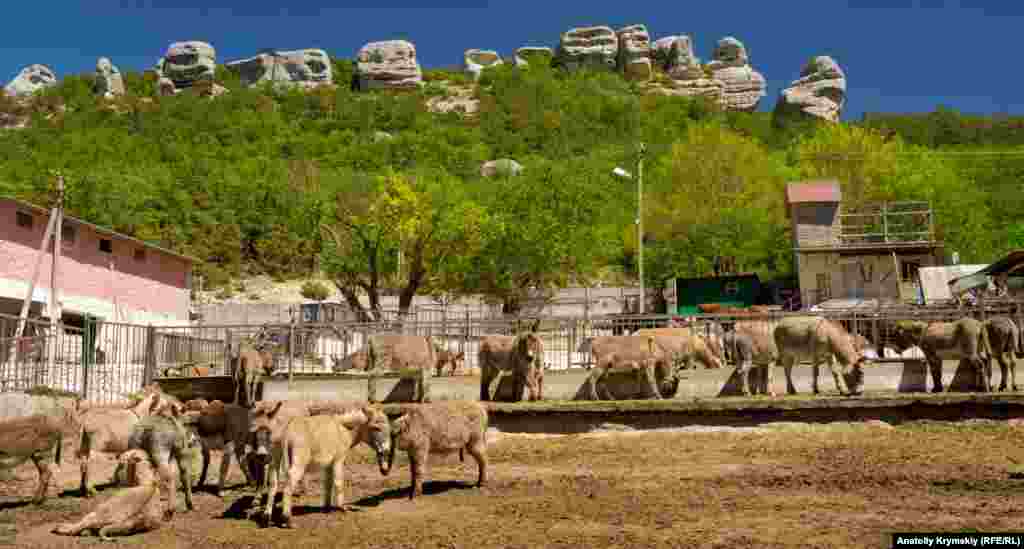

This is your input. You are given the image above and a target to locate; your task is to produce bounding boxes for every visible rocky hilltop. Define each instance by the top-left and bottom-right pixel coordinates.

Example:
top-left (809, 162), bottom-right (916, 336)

top-left (2, 25), bottom-right (847, 122)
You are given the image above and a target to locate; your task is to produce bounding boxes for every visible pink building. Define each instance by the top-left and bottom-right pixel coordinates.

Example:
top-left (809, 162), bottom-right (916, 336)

top-left (0, 197), bottom-right (195, 326)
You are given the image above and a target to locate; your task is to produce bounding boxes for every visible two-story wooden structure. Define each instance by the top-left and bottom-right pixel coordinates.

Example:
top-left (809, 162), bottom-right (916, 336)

top-left (0, 197), bottom-right (195, 326)
top-left (787, 180), bottom-right (944, 308)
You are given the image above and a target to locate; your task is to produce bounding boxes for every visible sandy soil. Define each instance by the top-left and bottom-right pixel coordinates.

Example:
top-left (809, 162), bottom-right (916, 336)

top-left (3, 420), bottom-right (1024, 548)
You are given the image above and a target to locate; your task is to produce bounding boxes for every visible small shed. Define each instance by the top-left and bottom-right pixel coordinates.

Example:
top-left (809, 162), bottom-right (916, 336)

top-left (665, 274), bottom-right (762, 315)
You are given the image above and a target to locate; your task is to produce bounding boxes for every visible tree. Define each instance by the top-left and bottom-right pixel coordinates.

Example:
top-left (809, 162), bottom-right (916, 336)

top-left (320, 169), bottom-right (486, 321)
top-left (458, 159), bottom-right (623, 315)
top-left (793, 124), bottom-right (904, 205)
top-left (644, 122), bottom-right (794, 284)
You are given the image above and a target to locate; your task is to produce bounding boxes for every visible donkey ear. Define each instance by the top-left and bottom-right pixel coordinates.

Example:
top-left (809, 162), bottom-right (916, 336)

top-left (268, 401), bottom-right (284, 419)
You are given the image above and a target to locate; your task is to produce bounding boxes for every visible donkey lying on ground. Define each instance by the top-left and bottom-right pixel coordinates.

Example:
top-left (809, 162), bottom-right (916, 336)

top-left (0, 402), bottom-right (80, 505)
top-left (53, 449), bottom-right (163, 540)
top-left (249, 401), bottom-right (391, 528)
top-left (385, 401), bottom-right (488, 500)
top-left (890, 318), bottom-right (991, 393)
top-left (77, 385), bottom-right (165, 498)
top-left (773, 316), bottom-right (867, 397)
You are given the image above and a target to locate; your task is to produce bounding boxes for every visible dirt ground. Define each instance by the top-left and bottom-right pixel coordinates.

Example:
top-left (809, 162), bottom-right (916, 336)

top-left (3, 420), bottom-right (1024, 548)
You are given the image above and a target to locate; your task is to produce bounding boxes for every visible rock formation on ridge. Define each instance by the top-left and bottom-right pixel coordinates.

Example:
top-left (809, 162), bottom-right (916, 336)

top-left (355, 40), bottom-right (423, 91)
top-left (554, 26), bottom-right (618, 72)
top-left (94, 58), bottom-right (125, 98)
top-left (773, 55), bottom-right (847, 123)
top-left (616, 25), bottom-right (652, 81)
top-left (704, 36), bottom-right (766, 111)
top-left (463, 49), bottom-right (503, 82)
top-left (226, 48), bottom-right (333, 89)
top-left (4, 64), bottom-right (57, 96)
top-left (514, 47), bottom-right (554, 68)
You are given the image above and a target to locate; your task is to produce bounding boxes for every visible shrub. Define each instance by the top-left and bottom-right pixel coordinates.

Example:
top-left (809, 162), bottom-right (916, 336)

top-left (301, 279), bottom-right (331, 301)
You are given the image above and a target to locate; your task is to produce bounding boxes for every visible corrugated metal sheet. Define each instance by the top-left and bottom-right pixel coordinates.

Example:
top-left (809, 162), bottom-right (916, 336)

top-left (786, 181), bottom-right (842, 204)
top-left (918, 264), bottom-right (986, 304)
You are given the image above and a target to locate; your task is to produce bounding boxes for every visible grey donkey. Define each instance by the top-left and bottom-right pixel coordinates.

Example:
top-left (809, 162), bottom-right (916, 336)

top-left (126, 400), bottom-right (197, 521)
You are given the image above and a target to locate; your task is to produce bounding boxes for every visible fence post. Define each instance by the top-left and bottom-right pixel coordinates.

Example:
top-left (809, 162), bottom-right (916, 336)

top-left (224, 328), bottom-right (233, 378)
top-left (143, 325), bottom-right (157, 388)
top-left (80, 315), bottom-right (95, 399)
top-left (288, 320), bottom-right (295, 386)
top-left (872, 302), bottom-right (882, 358)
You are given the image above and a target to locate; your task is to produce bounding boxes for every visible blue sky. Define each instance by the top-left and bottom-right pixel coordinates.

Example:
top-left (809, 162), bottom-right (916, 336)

top-left (1, 1), bottom-right (1020, 120)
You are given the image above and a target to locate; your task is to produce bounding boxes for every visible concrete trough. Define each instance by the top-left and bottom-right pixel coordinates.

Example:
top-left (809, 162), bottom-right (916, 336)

top-left (259, 360), bottom-right (986, 403)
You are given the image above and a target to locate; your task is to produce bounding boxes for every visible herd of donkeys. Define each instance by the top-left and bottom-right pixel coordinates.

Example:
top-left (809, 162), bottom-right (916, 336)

top-left (1, 312), bottom-right (1018, 539)
top-left (0, 383), bottom-right (488, 538)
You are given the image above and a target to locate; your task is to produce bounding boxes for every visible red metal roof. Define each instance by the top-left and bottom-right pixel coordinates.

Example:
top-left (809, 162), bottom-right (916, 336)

top-left (786, 180), bottom-right (842, 204)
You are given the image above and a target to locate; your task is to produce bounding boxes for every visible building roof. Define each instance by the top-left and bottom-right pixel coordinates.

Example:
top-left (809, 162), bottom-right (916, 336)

top-left (786, 180), bottom-right (842, 205)
top-left (918, 264), bottom-right (988, 304)
top-left (948, 250), bottom-right (1024, 295)
top-left (2, 197), bottom-right (198, 263)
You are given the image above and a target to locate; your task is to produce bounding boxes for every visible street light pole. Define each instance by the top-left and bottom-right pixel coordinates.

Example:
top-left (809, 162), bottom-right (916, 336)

top-left (636, 143), bottom-right (646, 315)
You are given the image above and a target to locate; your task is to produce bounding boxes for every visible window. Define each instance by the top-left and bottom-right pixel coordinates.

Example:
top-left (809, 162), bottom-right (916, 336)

top-left (900, 260), bottom-right (921, 282)
top-left (99, 239), bottom-right (112, 253)
top-left (816, 273), bottom-right (832, 300)
top-left (133, 248), bottom-right (147, 262)
top-left (61, 224), bottom-right (76, 245)
top-left (16, 211), bottom-right (33, 229)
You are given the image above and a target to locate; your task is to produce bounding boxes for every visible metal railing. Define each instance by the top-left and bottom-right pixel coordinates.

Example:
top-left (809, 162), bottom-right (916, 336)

top-left (5, 300), bottom-right (1024, 402)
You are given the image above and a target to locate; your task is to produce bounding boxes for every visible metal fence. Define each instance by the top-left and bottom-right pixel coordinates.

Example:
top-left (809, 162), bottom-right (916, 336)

top-left (5, 300), bottom-right (1024, 403)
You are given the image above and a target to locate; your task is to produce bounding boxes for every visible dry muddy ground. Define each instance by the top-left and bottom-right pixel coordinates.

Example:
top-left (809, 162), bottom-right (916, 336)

top-left (3, 421), bottom-right (1024, 548)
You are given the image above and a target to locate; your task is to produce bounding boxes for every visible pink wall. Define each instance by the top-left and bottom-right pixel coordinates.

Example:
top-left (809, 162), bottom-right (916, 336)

top-left (0, 200), bottom-right (191, 319)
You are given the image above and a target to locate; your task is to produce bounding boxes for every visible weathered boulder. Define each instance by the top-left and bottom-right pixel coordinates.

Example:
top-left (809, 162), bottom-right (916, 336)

top-left (226, 48), bottom-right (333, 89)
top-left (773, 55), bottom-right (847, 123)
top-left (514, 47), bottom-right (554, 68)
top-left (554, 26), bottom-right (618, 72)
top-left (704, 37), bottom-right (766, 112)
top-left (154, 41), bottom-right (216, 95)
top-left (616, 25), bottom-right (651, 81)
top-left (650, 36), bottom-right (724, 103)
top-left (4, 64), bottom-right (57, 97)
top-left (355, 40), bottom-right (423, 91)
top-left (464, 49), bottom-right (503, 81)
top-left (94, 57), bottom-right (125, 97)
top-left (481, 159), bottom-right (523, 178)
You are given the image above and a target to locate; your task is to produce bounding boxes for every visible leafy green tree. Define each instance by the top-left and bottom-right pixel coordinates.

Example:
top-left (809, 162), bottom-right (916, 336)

top-left (320, 169), bottom-right (486, 320)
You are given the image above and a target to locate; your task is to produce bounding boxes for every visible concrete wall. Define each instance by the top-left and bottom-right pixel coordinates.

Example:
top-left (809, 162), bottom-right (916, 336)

top-left (0, 200), bottom-right (190, 325)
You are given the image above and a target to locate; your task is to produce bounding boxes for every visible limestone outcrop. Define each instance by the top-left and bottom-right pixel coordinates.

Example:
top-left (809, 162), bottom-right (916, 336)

top-left (94, 58), bottom-right (125, 98)
top-left (481, 159), bottom-right (523, 178)
top-left (650, 36), bottom-right (724, 103)
top-left (226, 49), bottom-right (333, 89)
top-left (4, 64), bottom-right (57, 96)
top-left (514, 47), bottom-right (553, 68)
top-left (616, 25), bottom-right (651, 81)
top-left (355, 40), bottom-right (422, 91)
top-left (554, 26), bottom-right (618, 72)
top-left (773, 56), bottom-right (847, 123)
top-left (154, 41), bottom-right (216, 96)
top-left (463, 49), bottom-right (503, 81)
top-left (704, 37), bottom-right (766, 112)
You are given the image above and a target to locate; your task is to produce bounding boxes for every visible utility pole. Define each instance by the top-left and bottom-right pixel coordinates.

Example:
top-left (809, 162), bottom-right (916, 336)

top-left (637, 143), bottom-right (646, 315)
top-left (48, 175), bottom-right (65, 373)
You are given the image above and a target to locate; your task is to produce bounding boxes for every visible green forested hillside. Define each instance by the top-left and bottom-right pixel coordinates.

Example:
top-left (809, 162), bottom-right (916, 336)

top-left (1, 60), bottom-right (1021, 317)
